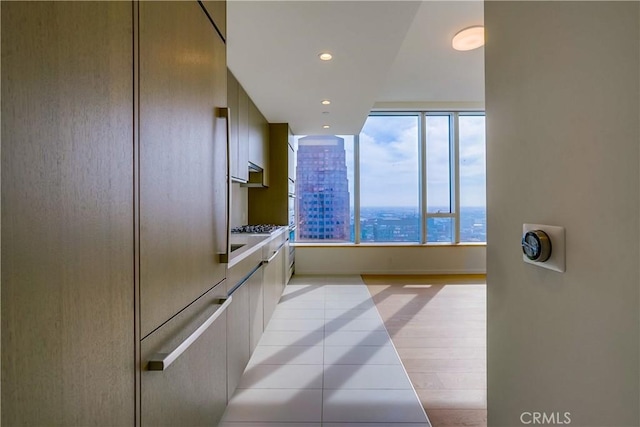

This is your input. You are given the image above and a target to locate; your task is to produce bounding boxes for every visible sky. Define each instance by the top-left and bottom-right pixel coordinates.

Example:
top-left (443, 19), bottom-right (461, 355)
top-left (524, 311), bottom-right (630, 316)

top-left (359, 114), bottom-right (486, 208)
top-left (296, 113), bottom-right (486, 209)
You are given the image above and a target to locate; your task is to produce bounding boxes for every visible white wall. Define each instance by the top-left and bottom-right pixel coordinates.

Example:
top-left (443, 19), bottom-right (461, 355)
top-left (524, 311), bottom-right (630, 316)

top-left (485, 2), bottom-right (639, 426)
top-left (295, 245), bottom-right (486, 275)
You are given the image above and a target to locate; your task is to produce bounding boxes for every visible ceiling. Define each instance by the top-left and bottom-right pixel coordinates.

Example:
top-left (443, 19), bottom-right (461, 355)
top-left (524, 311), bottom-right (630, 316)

top-left (227, 1), bottom-right (484, 136)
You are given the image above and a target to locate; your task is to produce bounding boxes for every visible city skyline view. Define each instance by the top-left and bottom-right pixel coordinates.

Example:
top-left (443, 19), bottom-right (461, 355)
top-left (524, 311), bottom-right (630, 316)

top-left (294, 113), bottom-right (486, 243)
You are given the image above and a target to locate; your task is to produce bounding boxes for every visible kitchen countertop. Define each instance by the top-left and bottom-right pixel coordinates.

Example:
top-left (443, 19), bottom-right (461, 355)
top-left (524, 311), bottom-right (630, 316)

top-left (227, 226), bottom-right (287, 269)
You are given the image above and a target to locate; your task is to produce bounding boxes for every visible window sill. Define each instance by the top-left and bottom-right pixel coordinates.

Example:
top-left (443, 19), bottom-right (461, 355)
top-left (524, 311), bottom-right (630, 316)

top-left (292, 242), bottom-right (486, 248)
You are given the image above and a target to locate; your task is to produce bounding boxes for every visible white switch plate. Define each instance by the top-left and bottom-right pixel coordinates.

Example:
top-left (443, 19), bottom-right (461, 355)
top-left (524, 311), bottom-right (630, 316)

top-left (522, 224), bottom-right (565, 272)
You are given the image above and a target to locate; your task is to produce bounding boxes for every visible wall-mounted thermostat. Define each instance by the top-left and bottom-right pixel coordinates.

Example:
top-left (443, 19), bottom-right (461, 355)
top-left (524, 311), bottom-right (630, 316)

top-left (522, 224), bottom-right (565, 272)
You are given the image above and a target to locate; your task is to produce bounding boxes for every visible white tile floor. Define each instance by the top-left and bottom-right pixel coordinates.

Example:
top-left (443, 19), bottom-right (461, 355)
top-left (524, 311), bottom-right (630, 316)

top-left (220, 275), bottom-right (431, 427)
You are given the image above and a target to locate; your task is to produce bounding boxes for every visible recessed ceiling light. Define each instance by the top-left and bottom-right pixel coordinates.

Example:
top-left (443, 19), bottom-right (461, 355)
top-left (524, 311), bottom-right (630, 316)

top-left (323, 125), bottom-right (331, 129)
top-left (452, 26), bottom-right (484, 51)
top-left (321, 100), bottom-right (331, 105)
top-left (319, 52), bottom-right (333, 61)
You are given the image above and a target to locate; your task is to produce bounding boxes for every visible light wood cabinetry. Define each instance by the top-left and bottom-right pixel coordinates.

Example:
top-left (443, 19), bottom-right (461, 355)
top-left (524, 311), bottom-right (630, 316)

top-left (262, 247), bottom-right (286, 327)
top-left (249, 265), bottom-right (265, 352)
top-left (228, 69), bottom-right (242, 181)
top-left (139, 3), bottom-right (229, 425)
top-left (288, 143), bottom-right (296, 183)
top-left (2, 2), bottom-right (230, 424)
top-left (249, 123), bottom-right (295, 225)
top-left (141, 284), bottom-right (228, 426)
top-left (248, 97), bottom-right (270, 186)
top-left (226, 281), bottom-right (251, 399)
top-left (226, 250), bottom-right (262, 398)
top-left (1, 2), bottom-right (135, 425)
top-left (139, 0), bottom-right (227, 337)
top-left (238, 84), bottom-right (251, 181)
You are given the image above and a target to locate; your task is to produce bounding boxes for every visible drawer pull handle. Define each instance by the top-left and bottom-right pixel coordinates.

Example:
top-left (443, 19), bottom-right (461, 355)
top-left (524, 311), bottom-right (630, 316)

top-left (148, 296), bottom-right (232, 371)
top-left (263, 251), bottom-right (278, 264)
top-left (263, 242), bottom-right (286, 264)
top-left (218, 107), bottom-right (231, 264)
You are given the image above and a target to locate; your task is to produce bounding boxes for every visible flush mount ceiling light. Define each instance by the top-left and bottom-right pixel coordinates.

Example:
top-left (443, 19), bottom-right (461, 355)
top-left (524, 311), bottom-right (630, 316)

top-left (321, 99), bottom-right (331, 105)
top-left (319, 52), bottom-right (333, 61)
top-left (323, 125), bottom-right (331, 129)
top-left (452, 26), bottom-right (485, 51)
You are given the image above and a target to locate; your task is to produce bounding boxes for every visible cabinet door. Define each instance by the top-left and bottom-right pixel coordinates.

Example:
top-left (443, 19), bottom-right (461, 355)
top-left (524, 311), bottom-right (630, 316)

top-left (140, 1), bottom-right (228, 336)
top-left (141, 284), bottom-right (228, 427)
top-left (263, 249), bottom-right (285, 328)
top-left (228, 69), bottom-right (241, 181)
top-left (248, 266), bottom-right (265, 352)
top-left (1, 2), bottom-right (134, 425)
top-left (237, 84), bottom-right (250, 182)
top-left (248, 98), bottom-right (269, 185)
top-left (227, 278), bottom-right (251, 399)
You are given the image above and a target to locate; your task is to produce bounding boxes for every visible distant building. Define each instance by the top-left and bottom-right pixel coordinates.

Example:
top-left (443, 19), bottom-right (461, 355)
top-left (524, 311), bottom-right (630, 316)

top-left (296, 135), bottom-right (350, 241)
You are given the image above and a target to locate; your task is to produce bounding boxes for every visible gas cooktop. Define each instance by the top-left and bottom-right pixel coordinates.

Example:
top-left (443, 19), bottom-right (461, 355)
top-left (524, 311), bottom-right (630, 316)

top-left (231, 224), bottom-right (283, 234)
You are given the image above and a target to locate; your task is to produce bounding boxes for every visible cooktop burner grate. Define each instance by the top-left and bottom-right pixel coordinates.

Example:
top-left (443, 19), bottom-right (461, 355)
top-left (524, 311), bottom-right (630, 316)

top-left (231, 224), bottom-right (282, 234)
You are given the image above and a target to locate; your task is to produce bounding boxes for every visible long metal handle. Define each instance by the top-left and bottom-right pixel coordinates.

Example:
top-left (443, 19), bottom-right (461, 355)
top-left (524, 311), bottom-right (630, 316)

top-left (148, 296), bottom-right (232, 371)
top-left (218, 107), bottom-right (231, 263)
top-left (263, 242), bottom-right (286, 264)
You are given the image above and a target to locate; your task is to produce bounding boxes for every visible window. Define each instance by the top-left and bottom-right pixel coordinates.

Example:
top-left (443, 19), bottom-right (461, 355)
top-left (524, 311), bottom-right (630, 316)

top-left (294, 135), bottom-right (355, 242)
top-left (295, 112), bottom-right (486, 244)
top-left (360, 115), bottom-right (420, 242)
top-left (459, 114), bottom-right (487, 242)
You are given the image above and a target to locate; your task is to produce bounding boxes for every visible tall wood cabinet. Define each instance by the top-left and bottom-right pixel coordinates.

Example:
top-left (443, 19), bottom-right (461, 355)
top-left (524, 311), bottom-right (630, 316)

top-left (249, 123), bottom-right (295, 225)
top-left (1, 2), bottom-right (135, 425)
top-left (248, 98), bottom-right (270, 186)
top-left (139, 2), bottom-right (229, 426)
top-left (228, 70), bottom-right (269, 185)
top-left (139, 0), bottom-right (227, 339)
top-left (228, 69), bottom-right (244, 182)
top-left (2, 1), bottom-right (230, 425)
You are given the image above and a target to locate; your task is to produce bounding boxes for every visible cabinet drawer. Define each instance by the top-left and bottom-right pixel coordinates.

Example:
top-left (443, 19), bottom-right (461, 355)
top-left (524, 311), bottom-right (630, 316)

top-left (227, 249), bottom-right (262, 294)
top-left (262, 231), bottom-right (287, 261)
top-left (141, 283), bottom-right (228, 427)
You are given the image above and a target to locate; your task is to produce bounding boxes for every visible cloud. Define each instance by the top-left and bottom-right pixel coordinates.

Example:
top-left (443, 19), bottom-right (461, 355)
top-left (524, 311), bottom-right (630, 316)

top-left (296, 114), bottom-right (486, 210)
top-left (360, 116), bottom-right (419, 207)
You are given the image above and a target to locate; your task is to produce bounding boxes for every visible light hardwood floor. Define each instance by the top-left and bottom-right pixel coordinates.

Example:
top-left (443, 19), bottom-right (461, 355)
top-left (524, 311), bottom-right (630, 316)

top-left (364, 274), bottom-right (487, 427)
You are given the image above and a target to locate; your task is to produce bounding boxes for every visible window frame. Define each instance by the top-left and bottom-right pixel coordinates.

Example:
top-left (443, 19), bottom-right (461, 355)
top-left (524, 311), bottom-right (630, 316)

top-left (294, 110), bottom-right (486, 245)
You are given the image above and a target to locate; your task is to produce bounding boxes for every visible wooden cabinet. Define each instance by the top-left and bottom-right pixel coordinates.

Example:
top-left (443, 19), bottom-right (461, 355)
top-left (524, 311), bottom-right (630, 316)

top-left (262, 247), bottom-right (286, 327)
top-left (228, 69), bottom-right (242, 181)
top-left (238, 84), bottom-right (250, 181)
top-left (139, 0), bottom-right (228, 337)
top-left (1, 2), bottom-right (135, 425)
top-left (141, 284), bottom-right (228, 427)
top-left (2, 1), bottom-right (230, 425)
top-left (249, 123), bottom-right (295, 225)
top-left (249, 265), bottom-right (265, 352)
top-left (227, 281), bottom-right (251, 399)
top-left (248, 97), bottom-right (270, 186)
top-left (229, 74), bottom-right (267, 185)
top-left (226, 249), bottom-right (261, 398)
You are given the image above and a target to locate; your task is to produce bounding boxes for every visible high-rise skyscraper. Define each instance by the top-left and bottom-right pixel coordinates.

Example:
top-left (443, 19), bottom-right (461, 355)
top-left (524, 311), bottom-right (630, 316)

top-left (296, 135), bottom-right (350, 241)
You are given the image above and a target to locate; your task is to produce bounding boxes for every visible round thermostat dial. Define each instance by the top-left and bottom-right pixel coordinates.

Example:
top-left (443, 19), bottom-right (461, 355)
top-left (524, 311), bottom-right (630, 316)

top-left (522, 230), bottom-right (552, 262)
